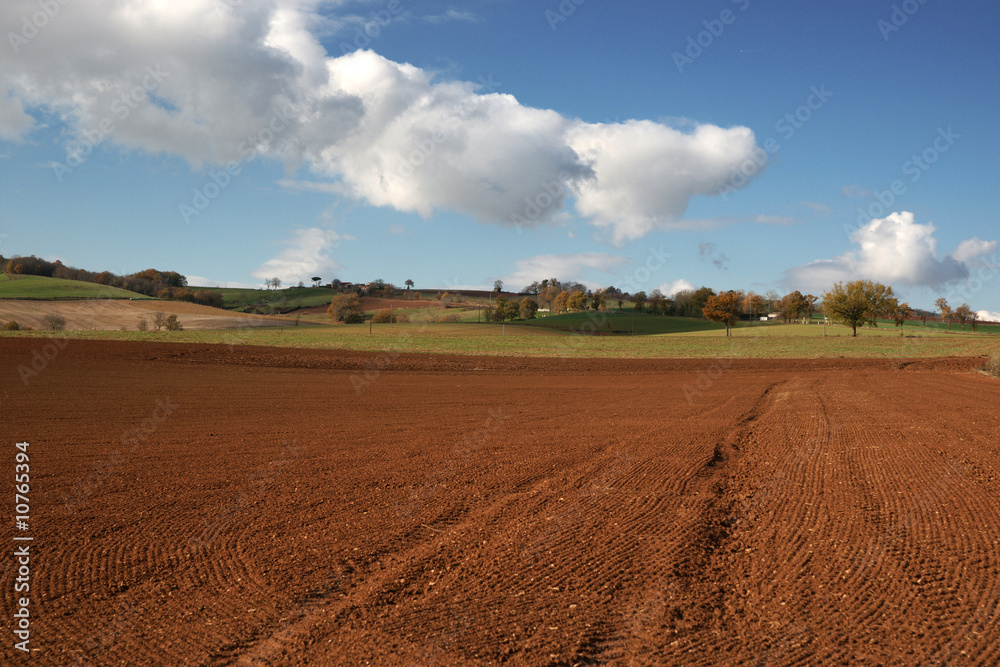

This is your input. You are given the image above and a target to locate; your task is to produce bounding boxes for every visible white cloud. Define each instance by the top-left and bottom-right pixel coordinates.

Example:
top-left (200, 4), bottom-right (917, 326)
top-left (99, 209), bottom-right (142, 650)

top-left (785, 211), bottom-right (996, 293)
top-left (658, 278), bottom-right (696, 297)
top-left (424, 10), bottom-right (481, 24)
top-left (976, 310), bottom-right (1000, 323)
top-left (950, 237), bottom-right (998, 264)
top-left (0, 0), bottom-right (762, 241)
top-left (251, 227), bottom-right (347, 285)
top-left (798, 201), bottom-right (832, 214)
top-left (502, 253), bottom-right (628, 292)
top-left (0, 93), bottom-right (34, 140)
top-left (841, 184), bottom-right (872, 199)
top-left (567, 121), bottom-right (760, 243)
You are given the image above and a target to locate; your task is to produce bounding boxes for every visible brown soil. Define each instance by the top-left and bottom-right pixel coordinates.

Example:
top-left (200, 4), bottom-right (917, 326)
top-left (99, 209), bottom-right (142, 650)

top-left (0, 300), bottom-right (295, 331)
top-left (2, 339), bottom-right (999, 665)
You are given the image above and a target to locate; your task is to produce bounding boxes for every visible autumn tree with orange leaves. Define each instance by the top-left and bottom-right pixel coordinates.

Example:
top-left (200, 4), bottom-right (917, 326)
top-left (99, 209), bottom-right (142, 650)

top-left (702, 290), bottom-right (744, 337)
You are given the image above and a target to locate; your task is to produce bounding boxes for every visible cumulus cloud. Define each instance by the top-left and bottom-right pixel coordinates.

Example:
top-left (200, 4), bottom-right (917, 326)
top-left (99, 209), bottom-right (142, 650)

top-left (0, 0), bottom-right (762, 242)
top-left (658, 278), bottom-right (696, 297)
top-left (251, 227), bottom-right (348, 285)
top-left (502, 253), bottom-right (628, 291)
top-left (785, 211), bottom-right (997, 293)
top-left (567, 121), bottom-right (760, 243)
top-left (950, 237), bottom-right (998, 264)
top-left (977, 310), bottom-right (1000, 323)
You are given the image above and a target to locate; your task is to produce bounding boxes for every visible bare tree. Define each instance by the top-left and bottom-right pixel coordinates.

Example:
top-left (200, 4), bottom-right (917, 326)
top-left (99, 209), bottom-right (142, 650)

top-left (954, 303), bottom-right (972, 331)
top-left (935, 297), bottom-right (951, 330)
top-left (153, 311), bottom-right (167, 331)
top-left (43, 314), bottom-right (67, 331)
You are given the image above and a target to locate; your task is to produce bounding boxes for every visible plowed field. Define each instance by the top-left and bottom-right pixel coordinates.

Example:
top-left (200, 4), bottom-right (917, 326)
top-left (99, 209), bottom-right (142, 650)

top-left (2, 339), bottom-right (999, 665)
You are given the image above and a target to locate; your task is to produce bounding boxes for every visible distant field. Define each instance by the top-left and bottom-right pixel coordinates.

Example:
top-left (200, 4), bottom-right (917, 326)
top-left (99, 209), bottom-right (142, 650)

top-left (6, 320), bottom-right (998, 359)
top-left (191, 285), bottom-right (339, 310)
top-left (810, 312), bottom-right (1000, 334)
top-left (0, 275), bottom-right (142, 300)
top-left (0, 299), bottom-right (298, 331)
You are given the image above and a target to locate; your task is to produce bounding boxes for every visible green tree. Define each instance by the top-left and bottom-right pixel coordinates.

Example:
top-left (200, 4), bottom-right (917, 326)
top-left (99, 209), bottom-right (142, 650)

top-left (631, 290), bottom-right (647, 314)
top-left (519, 297), bottom-right (539, 320)
top-left (691, 286), bottom-right (716, 316)
top-left (702, 291), bottom-right (744, 337)
top-left (822, 280), bottom-right (897, 336)
top-left (492, 294), bottom-right (510, 322)
top-left (591, 288), bottom-right (606, 312)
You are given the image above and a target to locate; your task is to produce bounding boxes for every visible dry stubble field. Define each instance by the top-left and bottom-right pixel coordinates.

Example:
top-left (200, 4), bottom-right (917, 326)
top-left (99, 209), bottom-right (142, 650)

top-left (2, 338), bottom-right (1000, 665)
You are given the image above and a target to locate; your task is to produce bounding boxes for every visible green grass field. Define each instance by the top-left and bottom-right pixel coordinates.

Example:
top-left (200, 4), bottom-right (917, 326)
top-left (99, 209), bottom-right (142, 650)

top-left (0, 275), bottom-right (144, 300)
top-left (191, 285), bottom-right (340, 311)
top-left (5, 319), bottom-right (998, 359)
top-left (519, 312), bottom-right (726, 335)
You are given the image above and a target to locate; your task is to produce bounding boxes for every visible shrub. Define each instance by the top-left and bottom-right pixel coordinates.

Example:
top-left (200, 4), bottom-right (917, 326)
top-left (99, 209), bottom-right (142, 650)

top-left (137, 317), bottom-right (149, 331)
top-left (164, 314), bottom-right (183, 331)
top-left (986, 351), bottom-right (1000, 378)
top-left (3, 320), bottom-right (20, 331)
top-left (371, 308), bottom-right (396, 323)
top-left (43, 314), bottom-right (67, 331)
top-left (395, 313), bottom-right (410, 323)
top-left (328, 294), bottom-right (365, 323)
top-left (437, 313), bottom-right (460, 323)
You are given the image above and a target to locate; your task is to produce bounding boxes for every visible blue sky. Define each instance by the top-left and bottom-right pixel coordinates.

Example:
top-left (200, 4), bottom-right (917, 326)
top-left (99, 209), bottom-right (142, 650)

top-left (1, 0), bottom-right (998, 316)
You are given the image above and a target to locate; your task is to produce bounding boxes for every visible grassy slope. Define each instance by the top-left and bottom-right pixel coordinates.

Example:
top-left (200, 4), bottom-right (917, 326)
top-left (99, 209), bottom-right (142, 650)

top-left (0, 275), bottom-right (143, 300)
top-left (5, 321), bottom-right (998, 359)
